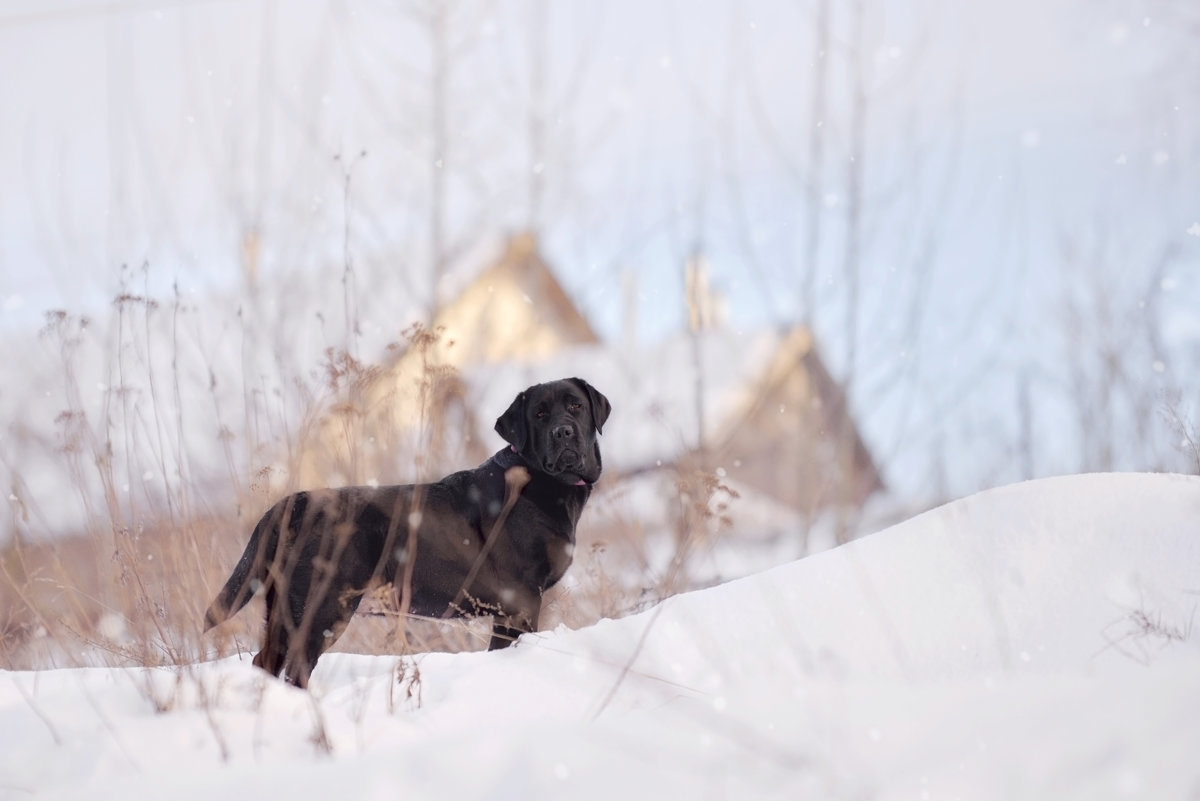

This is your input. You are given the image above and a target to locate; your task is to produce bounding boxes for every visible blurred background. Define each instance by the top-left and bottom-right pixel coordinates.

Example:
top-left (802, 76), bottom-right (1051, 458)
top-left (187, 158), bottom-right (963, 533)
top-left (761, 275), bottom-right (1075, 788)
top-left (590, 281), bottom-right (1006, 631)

top-left (1, 0), bottom-right (1198, 666)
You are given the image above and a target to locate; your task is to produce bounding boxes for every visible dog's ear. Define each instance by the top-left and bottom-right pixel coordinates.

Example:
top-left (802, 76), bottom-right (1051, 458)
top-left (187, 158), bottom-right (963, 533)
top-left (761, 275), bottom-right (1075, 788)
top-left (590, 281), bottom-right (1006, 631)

top-left (568, 377), bottom-right (611, 435)
top-left (494, 391), bottom-right (528, 451)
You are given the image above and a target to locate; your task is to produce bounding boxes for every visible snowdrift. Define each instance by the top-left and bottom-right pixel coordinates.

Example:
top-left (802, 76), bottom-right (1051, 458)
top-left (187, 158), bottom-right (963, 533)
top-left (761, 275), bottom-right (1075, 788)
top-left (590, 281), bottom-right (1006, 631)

top-left (2, 473), bottom-right (1198, 800)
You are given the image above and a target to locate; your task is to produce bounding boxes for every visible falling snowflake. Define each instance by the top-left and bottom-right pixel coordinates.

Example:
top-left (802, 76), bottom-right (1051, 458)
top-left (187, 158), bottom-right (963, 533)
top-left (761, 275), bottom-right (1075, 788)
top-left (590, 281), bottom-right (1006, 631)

top-left (1187, 223), bottom-right (1200, 237)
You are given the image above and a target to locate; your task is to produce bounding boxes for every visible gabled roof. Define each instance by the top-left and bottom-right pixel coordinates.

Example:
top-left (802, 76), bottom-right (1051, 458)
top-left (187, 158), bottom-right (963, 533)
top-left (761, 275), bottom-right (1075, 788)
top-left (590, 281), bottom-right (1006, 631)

top-left (400, 231), bottom-right (599, 368)
top-left (464, 232), bottom-right (598, 345)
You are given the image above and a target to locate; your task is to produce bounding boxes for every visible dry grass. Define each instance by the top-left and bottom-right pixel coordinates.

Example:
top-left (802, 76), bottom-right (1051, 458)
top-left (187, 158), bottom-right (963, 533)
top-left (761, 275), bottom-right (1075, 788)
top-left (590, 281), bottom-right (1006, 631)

top-left (0, 291), bottom-right (737, 673)
top-left (0, 467), bottom-right (729, 671)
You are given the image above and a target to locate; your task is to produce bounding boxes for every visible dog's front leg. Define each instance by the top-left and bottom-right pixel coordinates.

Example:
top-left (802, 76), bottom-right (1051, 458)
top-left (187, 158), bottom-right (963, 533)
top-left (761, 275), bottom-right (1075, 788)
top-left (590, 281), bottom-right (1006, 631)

top-left (488, 603), bottom-right (539, 650)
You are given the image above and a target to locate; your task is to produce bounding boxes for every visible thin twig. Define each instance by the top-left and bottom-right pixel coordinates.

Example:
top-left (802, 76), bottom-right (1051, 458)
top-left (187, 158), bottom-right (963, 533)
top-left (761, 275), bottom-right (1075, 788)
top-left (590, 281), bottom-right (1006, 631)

top-left (589, 601), bottom-right (668, 720)
top-left (12, 674), bottom-right (61, 746)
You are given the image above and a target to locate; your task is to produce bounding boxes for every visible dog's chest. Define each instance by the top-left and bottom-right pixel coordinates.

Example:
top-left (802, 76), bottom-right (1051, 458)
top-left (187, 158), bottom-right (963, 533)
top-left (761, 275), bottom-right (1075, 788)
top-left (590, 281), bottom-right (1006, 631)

top-left (539, 533), bottom-right (575, 590)
top-left (496, 499), bottom-right (577, 592)
top-left (458, 459), bottom-right (585, 594)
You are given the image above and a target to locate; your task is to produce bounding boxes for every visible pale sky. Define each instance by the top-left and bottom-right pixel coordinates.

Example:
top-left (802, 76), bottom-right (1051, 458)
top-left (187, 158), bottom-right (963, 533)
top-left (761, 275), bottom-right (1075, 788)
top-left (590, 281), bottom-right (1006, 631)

top-left (1, 0), bottom-right (1197, 497)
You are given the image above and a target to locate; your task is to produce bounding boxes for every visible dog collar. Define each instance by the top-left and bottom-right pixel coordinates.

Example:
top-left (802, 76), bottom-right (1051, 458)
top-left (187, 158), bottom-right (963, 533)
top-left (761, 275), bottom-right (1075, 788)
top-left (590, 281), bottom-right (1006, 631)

top-left (496, 447), bottom-right (592, 488)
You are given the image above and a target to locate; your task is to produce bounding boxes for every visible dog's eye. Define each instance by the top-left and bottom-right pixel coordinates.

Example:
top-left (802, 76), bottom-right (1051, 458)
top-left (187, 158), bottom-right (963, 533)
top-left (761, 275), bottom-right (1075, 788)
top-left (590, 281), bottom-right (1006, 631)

top-left (567, 402), bottom-right (581, 412)
top-left (535, 409), bottom-right (548, 419)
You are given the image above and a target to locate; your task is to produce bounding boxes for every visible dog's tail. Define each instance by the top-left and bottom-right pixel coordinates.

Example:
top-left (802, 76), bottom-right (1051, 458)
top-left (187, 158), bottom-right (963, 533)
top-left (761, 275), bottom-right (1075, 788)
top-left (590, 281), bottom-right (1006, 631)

top-left (203, 497), bottom-right (289, 631)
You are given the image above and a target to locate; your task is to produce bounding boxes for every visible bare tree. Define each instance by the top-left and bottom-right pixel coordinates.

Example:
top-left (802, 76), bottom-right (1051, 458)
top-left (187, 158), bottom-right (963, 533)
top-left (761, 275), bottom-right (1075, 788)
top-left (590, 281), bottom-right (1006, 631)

top-left (734, 0), bottom-right (958, 533)
top-left (801, 0), bottom-right (831, 326)
top-left (425, 0), bottom-right (451, 316)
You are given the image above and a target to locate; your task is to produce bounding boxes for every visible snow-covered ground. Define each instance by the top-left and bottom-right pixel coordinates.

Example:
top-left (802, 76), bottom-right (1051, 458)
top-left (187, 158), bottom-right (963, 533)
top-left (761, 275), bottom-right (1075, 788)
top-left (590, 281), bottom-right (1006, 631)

top-left (2, 472), bottom-right (1198, 800)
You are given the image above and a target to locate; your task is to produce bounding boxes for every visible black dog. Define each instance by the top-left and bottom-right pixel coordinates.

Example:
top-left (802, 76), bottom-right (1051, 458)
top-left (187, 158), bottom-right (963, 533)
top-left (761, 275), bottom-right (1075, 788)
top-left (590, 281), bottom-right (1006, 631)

top-left (204, 377), bottom-right (609, 687)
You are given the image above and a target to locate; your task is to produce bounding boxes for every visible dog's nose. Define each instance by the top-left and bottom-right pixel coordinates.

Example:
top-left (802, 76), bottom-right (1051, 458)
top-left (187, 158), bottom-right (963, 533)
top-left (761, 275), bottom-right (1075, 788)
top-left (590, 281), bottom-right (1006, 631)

top-left (552, 424), bottom-right (576, 441)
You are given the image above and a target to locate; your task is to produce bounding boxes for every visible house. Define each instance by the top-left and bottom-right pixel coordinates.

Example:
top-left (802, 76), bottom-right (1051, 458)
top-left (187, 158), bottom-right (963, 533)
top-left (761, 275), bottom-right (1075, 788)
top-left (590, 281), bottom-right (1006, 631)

top-left (297, 232), bottom-right (601, 486)
top-left (705, 324), bottom-right (885, 515)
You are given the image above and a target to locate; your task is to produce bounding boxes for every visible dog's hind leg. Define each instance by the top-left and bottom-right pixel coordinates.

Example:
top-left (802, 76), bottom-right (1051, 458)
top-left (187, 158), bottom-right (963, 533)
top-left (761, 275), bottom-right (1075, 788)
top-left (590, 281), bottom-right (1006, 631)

top-left (252, 643), bottom-right (286, 677)
top-left (283, 582), bottom-right (365, 687)
top-left (252, 583), bottom-right (288, 678)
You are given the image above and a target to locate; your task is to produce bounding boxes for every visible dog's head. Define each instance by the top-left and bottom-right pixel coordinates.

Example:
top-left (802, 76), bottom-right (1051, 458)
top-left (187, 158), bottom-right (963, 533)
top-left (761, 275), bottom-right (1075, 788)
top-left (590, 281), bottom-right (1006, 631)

top-left (494, 378), bottom-right (610, 486)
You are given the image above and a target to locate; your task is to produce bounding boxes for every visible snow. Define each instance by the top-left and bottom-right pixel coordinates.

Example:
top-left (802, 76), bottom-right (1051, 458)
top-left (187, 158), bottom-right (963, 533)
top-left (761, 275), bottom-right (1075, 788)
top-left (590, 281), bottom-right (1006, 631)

top-left (3, 472), bottom-right (1199, 799)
